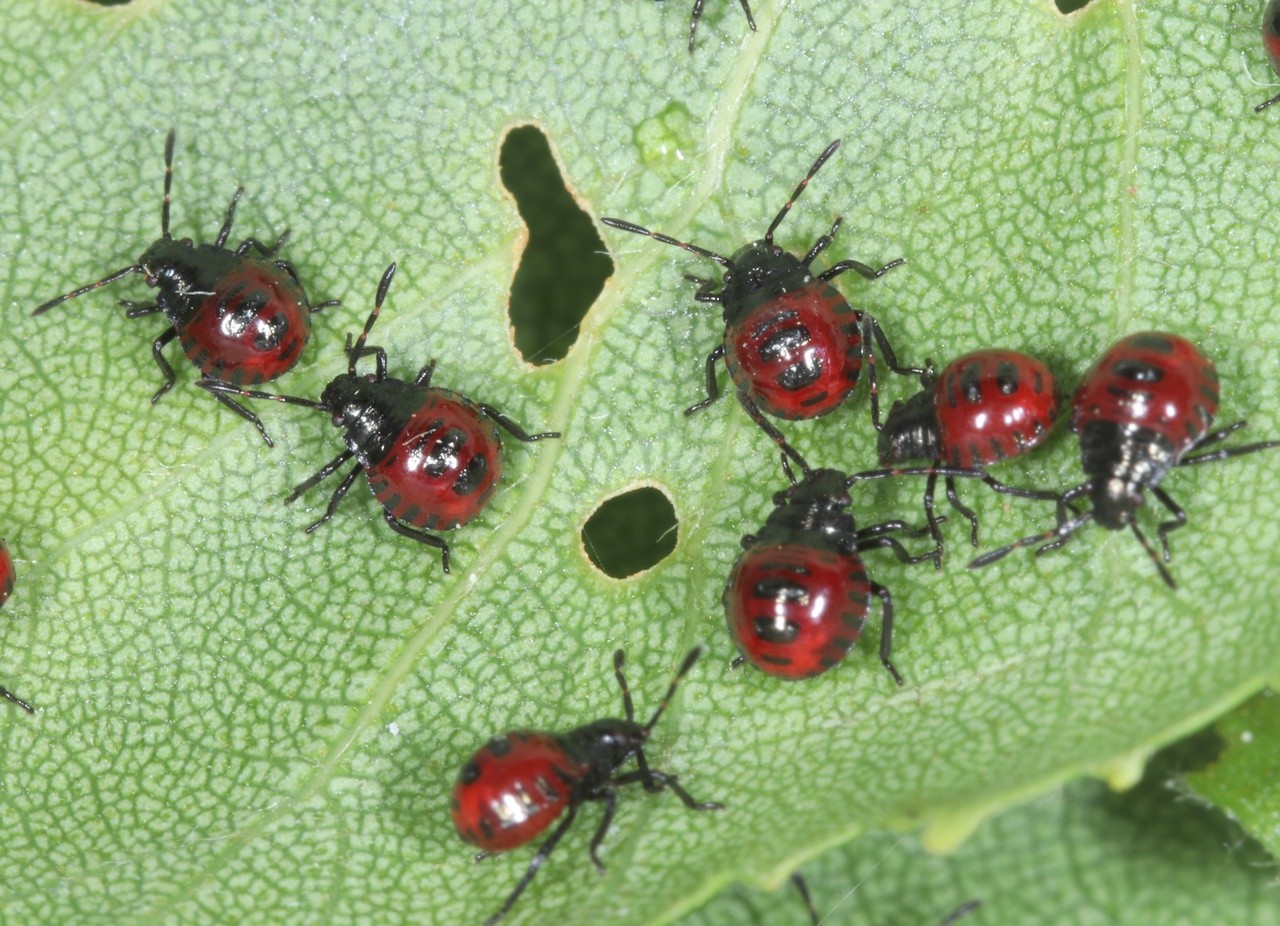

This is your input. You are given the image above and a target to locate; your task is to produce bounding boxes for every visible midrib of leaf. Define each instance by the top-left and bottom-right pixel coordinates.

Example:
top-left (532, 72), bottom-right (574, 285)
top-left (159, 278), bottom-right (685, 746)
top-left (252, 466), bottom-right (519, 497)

top-left (129, 13), bottom-right (781, 918)
top-left (1115, 0), bottom-right (1144, 329)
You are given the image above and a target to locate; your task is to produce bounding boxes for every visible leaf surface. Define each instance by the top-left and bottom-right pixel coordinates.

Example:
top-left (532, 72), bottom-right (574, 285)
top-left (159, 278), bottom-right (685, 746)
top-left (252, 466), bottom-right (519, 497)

top-left (1, 1), bottom-right (1278, 924)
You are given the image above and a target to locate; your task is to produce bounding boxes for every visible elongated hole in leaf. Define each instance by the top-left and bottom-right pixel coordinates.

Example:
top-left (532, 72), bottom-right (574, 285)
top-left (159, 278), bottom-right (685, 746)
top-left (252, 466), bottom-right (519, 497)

top-left (1055, 0), bottom-right (1092, 12)
top-left (582, 486), bottom-right (678, 578)
top-left (500, 125), bottom-right (613, 365)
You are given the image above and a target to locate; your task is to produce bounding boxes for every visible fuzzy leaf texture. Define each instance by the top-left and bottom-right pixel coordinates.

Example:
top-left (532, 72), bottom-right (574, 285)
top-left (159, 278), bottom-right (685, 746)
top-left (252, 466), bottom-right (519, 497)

top-left (1, 0), bottom-right (1278, 924)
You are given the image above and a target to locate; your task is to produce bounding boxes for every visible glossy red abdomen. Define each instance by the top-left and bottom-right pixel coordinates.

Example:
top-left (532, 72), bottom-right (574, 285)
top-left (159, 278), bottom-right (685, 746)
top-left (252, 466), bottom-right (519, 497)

top-left (1071, 331), bottom-right (1219, 456)
top-left (179, 260), bottom-right (311, 385)
top-left (724, 282), bottom-right (862, 419)
top-left (724, 543), bottom-right (870, 679)
top-left (451, 731), bottom-right (587, 852)
top-left (0, 540), bottom-right (13, 608)
top-left (365, 389), bottom-right (503, 531)
top-left (935, 350), bottom-right (1060, 468)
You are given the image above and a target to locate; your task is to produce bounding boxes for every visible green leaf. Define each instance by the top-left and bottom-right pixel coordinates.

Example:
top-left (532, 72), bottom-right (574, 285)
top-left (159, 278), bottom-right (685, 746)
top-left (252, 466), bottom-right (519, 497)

top-left (2, 1), bottom-right (1279, 924)
top-left (678, 769), bottom-right (1280, 924)
top-left (1183, 689), bottom-right (1280, 858)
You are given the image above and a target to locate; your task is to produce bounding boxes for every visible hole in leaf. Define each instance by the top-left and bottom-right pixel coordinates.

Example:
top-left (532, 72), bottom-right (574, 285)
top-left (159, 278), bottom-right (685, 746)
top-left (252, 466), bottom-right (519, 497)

top-left (500, 125), bottom-right (612, 365)
top-left (1055, 0), bottom-right (1092, 12)
top-left (581, 486), bottom-right (678, 579)
top-left (82, 0), bottom-right (135, 5)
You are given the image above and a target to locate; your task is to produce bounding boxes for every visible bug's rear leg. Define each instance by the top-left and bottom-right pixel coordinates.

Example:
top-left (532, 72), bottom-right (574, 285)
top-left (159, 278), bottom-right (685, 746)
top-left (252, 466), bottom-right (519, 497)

top-left (275, 256), bottom-right (340, 313)
top-left (869, 580), bottom-right (904, 686)
top-left (865, 312), bottom-right (926, 376)
top-left (382, 512), bottom-right (452, 574)
top-left (945, 473), bottom-right (981, 547)
top-left (482, 805), bottom-right (579, 926)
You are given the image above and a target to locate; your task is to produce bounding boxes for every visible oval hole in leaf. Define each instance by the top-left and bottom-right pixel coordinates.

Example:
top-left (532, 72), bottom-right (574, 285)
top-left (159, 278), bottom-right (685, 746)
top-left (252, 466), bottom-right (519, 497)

top-left (582, 486), bottom-right (679, 578)
top-left (500, 125), bottom-right (613, 365)
top-left (1055, 0), bottom-right (1093, 13)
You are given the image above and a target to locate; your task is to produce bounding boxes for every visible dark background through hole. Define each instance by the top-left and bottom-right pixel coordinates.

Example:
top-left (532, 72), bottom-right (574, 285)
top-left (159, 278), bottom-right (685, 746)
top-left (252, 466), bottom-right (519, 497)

top-left (582, 488), bottom-right (679, 578)
top-left (500, 125), bottom-right (613, 365)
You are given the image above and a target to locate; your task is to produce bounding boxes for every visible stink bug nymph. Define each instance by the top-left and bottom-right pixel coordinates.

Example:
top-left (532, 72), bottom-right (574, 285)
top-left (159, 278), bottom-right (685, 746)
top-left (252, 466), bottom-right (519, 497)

top-left (200, 263), bottom-right (559, 573)
top-left (724, 441), bottom-right (939, 684)
top-left (602, 139), bottom-right (920, 426)
top-left (33, 129), bottom-right (337, 446)
top-left (451, 648), bottom-right (721, 926)
top-left (852, 349), bottom-right (1064, 561)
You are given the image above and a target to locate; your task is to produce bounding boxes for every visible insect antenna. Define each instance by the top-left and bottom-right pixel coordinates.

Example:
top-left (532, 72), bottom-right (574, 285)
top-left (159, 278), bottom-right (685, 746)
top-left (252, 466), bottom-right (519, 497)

top-left (161, 128), bottom-right (176, 239)
top-left (612, 649), bottom-right (635, 723)
top-left (765, 139), bottom-right (840, 245)
top-left (600, 217), bottom-right (730, 266)
top-left (33, 265), bottom-right (145, 315)
top-left (642, 647), bottom-right (702, 733)
top-left (348, 262), bottom-right (397, 376)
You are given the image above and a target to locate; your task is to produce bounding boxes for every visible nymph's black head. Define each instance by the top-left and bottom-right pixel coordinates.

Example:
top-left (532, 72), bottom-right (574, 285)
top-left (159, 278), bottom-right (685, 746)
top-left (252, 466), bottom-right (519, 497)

top-left (599, 139), bottom-right (843, 317)
top-left (317, 372), bottom-right (398, 465)
top-left (31, 128), bottom-right (239, 322)
top-left (719, 242), bottom-right (811, 323)
top-left (558, 648), bottom-right (708, 789)
top-left (555, 718), bottom-right (648, 784)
